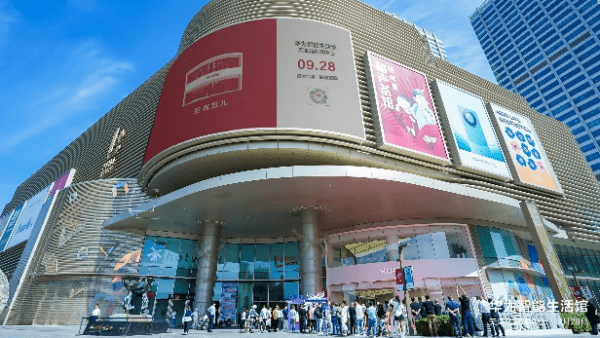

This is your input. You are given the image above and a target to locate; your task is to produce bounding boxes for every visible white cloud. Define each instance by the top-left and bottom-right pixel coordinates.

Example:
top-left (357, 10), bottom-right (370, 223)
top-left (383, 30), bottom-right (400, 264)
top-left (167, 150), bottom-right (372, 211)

top-left (0, 41), bottom-right (134, 151)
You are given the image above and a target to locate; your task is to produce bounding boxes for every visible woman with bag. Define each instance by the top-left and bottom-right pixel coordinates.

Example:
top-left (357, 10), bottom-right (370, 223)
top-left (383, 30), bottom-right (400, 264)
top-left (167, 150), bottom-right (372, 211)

top-left (182, 306), bottom-right (193, 335)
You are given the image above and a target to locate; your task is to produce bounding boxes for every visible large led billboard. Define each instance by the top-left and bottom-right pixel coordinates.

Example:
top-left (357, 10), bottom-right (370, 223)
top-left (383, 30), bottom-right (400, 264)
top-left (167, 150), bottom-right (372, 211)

top-left (489, 103), bottom-right (563, 194)
top-left (6, 185), bottom-right (52, 249)
top-left (365, 52), bottom-right (449, 164)
top-left (144, 18), bottom-right (364, 163)
top-left (434, 81), bottom-right (511, 180)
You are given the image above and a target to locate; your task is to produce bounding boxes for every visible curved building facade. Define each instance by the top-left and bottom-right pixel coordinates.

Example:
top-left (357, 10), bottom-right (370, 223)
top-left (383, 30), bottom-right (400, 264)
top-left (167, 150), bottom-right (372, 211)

top-left (1, 0), bottom-right (600, 329)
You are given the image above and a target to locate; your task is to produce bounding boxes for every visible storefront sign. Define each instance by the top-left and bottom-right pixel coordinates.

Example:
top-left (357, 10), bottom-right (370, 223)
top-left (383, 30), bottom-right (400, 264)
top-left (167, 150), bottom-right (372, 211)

top-left (101, 128), bottom-right (126, 178)
top-left (404, 266), bottom-right (414, 290)
top-left (571, 286), bottom-right (583, 300)
top-left (490, 103), bottom-right (562, 194)
top-left (144, 18), bottom-right (364, 164)
top-left (168, 294), bottom-right (194, 301)
top-left (580, 285), bottom-right (593, 300)
top-left (434, 81), bottom-right (511, 180)
top-left (366, 52), bottom-right (449, 164)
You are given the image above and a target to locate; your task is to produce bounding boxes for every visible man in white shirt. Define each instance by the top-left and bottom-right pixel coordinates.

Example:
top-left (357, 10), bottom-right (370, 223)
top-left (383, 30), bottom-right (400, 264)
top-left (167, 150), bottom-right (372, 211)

top-left (477, 296), bottom-right (494, 337)
top-left (207, 303), bottom-right (216, 332)
top-left (355, 302), bottom-right (364, 335)
top-left (90, 304), bottom-right (101, 322)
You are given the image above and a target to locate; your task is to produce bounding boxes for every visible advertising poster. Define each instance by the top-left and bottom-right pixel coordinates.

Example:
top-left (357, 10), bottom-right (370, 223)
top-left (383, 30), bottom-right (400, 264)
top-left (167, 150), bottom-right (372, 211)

top-left (0, 204), bottom-right (24, 251)
top-left (6, 185), bottom-right (52, 249)
top-left (490, 103), bottom-right (563, 194)
top-left (434, 81), bottom-right (511, 180)
top-left (221, 282), bottom-right (238, 324)
top-left (144, 18), bottom-right (364, 163)
top-left (366, 52), bottom-right (449, 164)
top-left (404, 266), bottom-right (414, 290)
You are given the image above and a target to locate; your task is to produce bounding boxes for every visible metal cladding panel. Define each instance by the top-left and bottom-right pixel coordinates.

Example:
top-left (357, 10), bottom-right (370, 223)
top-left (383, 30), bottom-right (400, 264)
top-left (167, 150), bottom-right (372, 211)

top-left (4, 179), bottom-right (150, 324)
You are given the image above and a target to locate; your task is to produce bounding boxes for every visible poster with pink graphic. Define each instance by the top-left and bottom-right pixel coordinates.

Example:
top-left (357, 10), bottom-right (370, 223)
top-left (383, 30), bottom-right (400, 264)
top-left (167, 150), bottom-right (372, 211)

top-left (366, 52), bottom-right (449, 164)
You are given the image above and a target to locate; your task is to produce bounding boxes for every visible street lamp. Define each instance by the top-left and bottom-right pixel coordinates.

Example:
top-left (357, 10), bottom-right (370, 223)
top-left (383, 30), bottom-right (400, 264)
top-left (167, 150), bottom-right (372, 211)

top-left (397, 238), bottom-right (413, 336)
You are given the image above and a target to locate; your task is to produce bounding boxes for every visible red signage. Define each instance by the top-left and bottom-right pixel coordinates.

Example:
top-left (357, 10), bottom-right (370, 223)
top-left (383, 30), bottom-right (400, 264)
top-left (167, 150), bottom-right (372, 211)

top-left (396, 268), bottom-right (404, 285)
top-left (144, 19), bottom-right (278, 163)
top-left (572, 286), bottom-right (583, 300)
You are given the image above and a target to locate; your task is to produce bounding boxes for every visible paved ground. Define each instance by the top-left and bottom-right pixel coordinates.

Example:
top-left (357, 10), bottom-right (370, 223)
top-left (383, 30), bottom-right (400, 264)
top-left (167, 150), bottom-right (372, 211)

top-left (0, 326), bottom-right (595, 338)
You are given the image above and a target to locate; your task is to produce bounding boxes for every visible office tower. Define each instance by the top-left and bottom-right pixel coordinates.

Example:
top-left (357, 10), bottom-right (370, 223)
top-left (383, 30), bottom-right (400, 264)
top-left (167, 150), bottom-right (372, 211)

top-left (470, 0), bottom-right (600, 180)
top-left (396, 16), bottom-right (449, 60)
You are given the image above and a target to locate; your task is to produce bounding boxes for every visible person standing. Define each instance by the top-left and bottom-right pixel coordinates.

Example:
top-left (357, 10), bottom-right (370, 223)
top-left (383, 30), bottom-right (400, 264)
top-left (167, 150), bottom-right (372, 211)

top-left (309, 304), bottom-right (316, 333)
top-left (460, 295), bottom-right (475, 338)
top-left (434, 301), bottom-right (442, 316)
top-left (182, 306), bottom-right (193, 335)
top-left (283, 305), bottom-right (289, 332)
top-left (192, 308), bottom-right (199, 330)
top-left (477, 296), bottom-right (494, 337)
top-left (299, 304), bottom-right (307, 333)
top-left (446, 296), bottom-right (462, 338)
top-left (332, 303), bottom-right (340, 335)
top-left (489, 298), bottom-right (505, 337)
top-left (349, 302), bottom-right (356, 335)
top-left (207, 303), bottom-right (217, 333)
top-left (324, 301), bottom-right (333, 335)
top-left (410, 297), bottom-right (421, 322)
top-left (423, 295), bottom-right (439, 337)
top-left (289, 305), bottom-right (298, 333)
top-left (315, 303), bottom-right (324, 333)
top-left (355, 301), bottom-right (364, 336)
top-left (585, 297), bottom-right (599, 336)
top-left (366, 302), bottom-right (377, 338)
top-left (249, 305), bottom-right (258, 333)
top-left (341, 301), bottom-right (349, 336)
top-left (240, 308), bottom-right (247, 333)
top-left (171, 310), bottom-right (178, 331)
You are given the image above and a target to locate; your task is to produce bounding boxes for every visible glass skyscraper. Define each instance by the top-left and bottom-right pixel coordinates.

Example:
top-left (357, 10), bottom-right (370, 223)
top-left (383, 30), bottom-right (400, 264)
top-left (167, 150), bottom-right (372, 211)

top-left (470, 0), bottom-right (600, 180)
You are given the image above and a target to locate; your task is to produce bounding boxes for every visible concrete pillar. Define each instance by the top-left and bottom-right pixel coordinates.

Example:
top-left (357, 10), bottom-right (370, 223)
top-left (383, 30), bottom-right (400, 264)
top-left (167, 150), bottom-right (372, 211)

top-left (299, 208), bottom-right (323, 297)
top-left (386, 234), bottom-right (400, 261)
top-left (520, 201), bottom-right (570, 304)
top-left (195, 221), bottom-right (221, 315)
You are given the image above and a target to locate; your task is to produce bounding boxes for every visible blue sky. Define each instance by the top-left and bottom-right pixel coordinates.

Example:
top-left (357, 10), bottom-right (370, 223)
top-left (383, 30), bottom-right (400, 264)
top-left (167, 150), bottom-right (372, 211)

top-left (0, 0), bottom-right (494, 213)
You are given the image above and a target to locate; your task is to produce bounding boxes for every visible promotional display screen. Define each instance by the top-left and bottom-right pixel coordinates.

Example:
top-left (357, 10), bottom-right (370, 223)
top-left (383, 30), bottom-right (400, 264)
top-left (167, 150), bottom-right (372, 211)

top-left (6, 185), bottom-right (52, 249)
top-left (144, 18), bottom-right (364, 163)
top-left (435, 81), bottom-right (511, 180)
top-left (490, 104), bottom-right (562, 194)
top-left (366, 52), bottom-right (449, 163)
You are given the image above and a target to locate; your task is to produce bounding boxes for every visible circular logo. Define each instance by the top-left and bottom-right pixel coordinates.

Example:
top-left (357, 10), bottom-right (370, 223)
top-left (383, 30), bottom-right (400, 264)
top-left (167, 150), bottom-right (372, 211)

top-left (309, 88), bottom-right (328, 105)
top-left (516, 154), bottom-right (527, 167)
top-left (528, 159), bottom-right (537, 170)
top-left (462, 109), bottom-right (478, 127)
top-left (505, 127), bottom-right (515, 139)
top-left (516, 131), bottom-right (525, 142)
top-left (522, 144), bottom-right (531, 157)
top-left (526, 134), bottom-right (535, 147)
top-left (531, 148), bottom-right (541, 160)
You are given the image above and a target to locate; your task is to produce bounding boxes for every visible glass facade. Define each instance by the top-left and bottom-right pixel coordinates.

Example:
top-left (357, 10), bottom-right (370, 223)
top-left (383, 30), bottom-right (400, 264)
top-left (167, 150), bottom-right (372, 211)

top-left (475, 226), bottom-right (554, 301)
top-left (138, 236), bottom-right (300, 326)
top-left (470, 0), bottom-right (600, 180)
top-left (555, 244), bottom-right (600, 301)
top-left (331, 230), bottom-right (472, 267)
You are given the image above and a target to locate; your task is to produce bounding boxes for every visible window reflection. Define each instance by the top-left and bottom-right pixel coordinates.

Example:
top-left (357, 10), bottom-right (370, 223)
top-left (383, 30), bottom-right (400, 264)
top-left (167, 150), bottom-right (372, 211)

top-left (255, 244), bottom-right (270, 279)
top-left (270, 243), bottom-right (284, 279)
top-left (240, 244), bottom-right (255, 279)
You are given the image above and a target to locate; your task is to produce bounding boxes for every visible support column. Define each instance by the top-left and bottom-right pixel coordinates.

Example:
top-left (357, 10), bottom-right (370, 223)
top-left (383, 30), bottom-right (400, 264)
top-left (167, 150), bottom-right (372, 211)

top-left (520, 201), bottom-right (570, 304)
top-left (385, 234), bottom-right (400, 262)
top-left (195, 221), bottom-right (221, 316)
top-left (299, 208), bottom-right (323, 297)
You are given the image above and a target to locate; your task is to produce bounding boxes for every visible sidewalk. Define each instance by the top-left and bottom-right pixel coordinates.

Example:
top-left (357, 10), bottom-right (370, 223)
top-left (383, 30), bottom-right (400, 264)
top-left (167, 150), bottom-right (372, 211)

top-left (0, 326), bottom-right (595, 338)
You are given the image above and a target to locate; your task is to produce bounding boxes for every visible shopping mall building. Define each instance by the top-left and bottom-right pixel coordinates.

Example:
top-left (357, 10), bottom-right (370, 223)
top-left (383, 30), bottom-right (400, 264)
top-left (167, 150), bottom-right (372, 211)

top-left (1, 0), bottom-right (600, 328)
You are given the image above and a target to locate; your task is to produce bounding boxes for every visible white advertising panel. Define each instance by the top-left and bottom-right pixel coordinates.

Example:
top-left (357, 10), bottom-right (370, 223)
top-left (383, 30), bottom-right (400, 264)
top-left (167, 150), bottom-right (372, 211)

top-left (276, 18), bottom-right (365, 141)
top-left (6, 185), bottom-right (52, 249)
top-left (434, 81), bottom-right (512, 180)
top-left (489, 103), bottom-right (563, 194)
